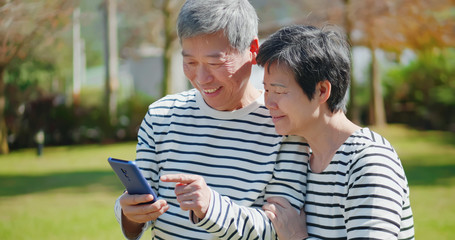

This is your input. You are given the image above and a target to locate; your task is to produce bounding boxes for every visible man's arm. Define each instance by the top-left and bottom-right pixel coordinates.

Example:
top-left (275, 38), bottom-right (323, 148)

top-left (161, 136), bottom-right (309, 239)
top-left (161, 173), bottom-right (278, 239)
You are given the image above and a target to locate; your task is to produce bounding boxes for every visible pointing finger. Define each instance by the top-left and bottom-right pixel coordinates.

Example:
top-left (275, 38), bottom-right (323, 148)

top-left (161, 174), bottom-right (199, 184)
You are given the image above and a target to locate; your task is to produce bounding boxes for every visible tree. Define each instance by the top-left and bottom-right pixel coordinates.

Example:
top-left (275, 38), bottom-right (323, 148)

top-left (0, 0), bottom-right (75, 154)
top-left (101, 0), bottom-right (119, 125)
top-left (346, 0), bottom-right (391, 127)
top-left (118, 0), bottom-right (185, 97)
top-left (348, 0), bottom-right (455, 126)
top-left (257, 0), bottom-right (454, 126)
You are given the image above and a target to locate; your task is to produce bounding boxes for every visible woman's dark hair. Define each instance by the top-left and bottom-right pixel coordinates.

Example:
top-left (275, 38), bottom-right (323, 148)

top-left (257, 25), bottom-right (351, 113)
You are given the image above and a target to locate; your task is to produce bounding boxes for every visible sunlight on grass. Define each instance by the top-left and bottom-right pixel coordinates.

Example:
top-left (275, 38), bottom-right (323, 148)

top-left (410, 186), bottom-right (455, 239)
top-left (1, 125), bottom-right (454, 239)
top-left (0, 192), bottom-right (124, 240)
top-left (0, 142), bottom-right (136, 175)
top-left (0, 141), bottom-right (136, 240)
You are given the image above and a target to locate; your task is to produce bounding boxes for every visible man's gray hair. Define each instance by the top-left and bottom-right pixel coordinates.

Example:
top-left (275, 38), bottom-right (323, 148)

top-left (177, 0), bottom-right (258, 52)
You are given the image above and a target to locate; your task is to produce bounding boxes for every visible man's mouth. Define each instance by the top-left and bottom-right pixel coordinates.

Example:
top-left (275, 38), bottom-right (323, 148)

top-left (203, 87), bottom-right (220, 94)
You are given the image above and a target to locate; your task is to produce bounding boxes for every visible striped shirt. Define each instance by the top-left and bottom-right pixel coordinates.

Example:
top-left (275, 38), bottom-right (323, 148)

top-left (115, 89), bottom-right (309, 239)
top-left (305, 128), bottom-right (415, 240)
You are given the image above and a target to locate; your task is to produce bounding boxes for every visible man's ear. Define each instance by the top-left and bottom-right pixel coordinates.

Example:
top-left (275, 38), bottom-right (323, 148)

top-left (316, 80), bottom-right (331, 104)
top-left (250, 38), bottom-right (259, 65)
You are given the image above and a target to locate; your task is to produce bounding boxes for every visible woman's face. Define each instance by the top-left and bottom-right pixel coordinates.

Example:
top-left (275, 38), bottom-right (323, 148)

top-left (263, 63), bottom-right (319, 136)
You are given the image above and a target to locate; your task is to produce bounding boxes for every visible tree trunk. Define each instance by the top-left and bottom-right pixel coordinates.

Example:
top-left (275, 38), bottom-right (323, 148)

top-left (343, 0), bottom-right (361, 124)
top-left (103, 0), bottom-right (118, 125)
top-left (369, 48), bottom-right (387, 127)
top-left (0, 66), bottom-right (9, 154)
top-left (161, 1), bottom-right (175, 96)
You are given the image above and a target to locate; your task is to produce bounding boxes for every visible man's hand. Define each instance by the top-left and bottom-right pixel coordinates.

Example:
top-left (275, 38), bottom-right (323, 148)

top-left (263, 197), bottom-right (308, 240)
top-left (161, 174), bottom-right (212, 219)
top-left (119, 192), bottom-right (169, 223)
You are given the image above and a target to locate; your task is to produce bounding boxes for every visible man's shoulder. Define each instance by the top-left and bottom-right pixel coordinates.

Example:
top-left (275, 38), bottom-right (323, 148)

top-left (150, 89), bottom-right (198, 108)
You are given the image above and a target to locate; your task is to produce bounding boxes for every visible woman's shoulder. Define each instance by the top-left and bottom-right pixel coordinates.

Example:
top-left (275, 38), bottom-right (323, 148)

top-left (343, 128), bottom-right (402, 167)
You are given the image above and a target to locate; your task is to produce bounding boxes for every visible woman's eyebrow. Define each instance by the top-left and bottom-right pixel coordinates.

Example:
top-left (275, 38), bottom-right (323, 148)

top-left (262, 82), bottom-right (287, 88)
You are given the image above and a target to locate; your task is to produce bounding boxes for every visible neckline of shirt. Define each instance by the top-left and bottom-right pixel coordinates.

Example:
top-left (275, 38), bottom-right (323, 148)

top-left (195, 89), bottom-right (264, 119)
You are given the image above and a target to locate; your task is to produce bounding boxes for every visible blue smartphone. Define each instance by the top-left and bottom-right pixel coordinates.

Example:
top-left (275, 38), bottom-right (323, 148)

top-left (108, 157), bottom-right (158, 203)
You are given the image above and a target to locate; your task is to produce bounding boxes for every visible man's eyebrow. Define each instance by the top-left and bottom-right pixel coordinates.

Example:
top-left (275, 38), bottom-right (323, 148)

top-left (181, 51), bottom-right (223, 58)
top-left (270, 83), bottom-right (287, 88)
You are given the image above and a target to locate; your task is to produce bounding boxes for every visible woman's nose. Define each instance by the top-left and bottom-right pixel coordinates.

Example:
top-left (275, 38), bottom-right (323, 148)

top-left (264, 94), bottom-right (277, 110)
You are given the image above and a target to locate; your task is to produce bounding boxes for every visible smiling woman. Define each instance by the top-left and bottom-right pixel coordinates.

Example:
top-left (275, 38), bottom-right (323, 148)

top-left (257, 25), bottom-right (415, 239)
top-left (263, 63), bottom-right (316, 136)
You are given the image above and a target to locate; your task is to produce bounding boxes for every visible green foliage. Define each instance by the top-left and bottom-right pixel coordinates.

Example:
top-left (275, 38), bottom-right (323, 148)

top-left (383, 48), bottom-right (455, 131)
top-left (5, 80), bottom-right (155, 150)
top-left (5, 59), bottom-right (59, 92)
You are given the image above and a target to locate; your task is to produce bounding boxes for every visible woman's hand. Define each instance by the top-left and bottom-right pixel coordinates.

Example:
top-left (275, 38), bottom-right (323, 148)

top-left (263, 197), bottom-right (308, 240)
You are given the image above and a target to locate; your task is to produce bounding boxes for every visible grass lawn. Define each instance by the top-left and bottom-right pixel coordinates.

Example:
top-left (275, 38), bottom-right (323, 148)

top-left (0, 142), bottom-right (137, 240)
top-left (1, 124), bottom-right (454, 239)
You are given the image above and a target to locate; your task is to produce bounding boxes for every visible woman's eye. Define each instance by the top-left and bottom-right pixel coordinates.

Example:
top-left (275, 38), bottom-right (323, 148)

top-left (275, 90), bottom-right (287, 95)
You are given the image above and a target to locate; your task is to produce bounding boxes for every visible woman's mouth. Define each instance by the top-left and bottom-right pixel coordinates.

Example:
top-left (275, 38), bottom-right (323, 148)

top-left (271, 115), bottom-right (285, 123)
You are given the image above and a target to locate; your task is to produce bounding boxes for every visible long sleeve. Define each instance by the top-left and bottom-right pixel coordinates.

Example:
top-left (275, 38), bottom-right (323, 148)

top-left (344, 145), bottom-right (411, 239)
top-left (194, 135), bottom-right (309, 239)
top-left (194, 190), bottom-right (276, 239)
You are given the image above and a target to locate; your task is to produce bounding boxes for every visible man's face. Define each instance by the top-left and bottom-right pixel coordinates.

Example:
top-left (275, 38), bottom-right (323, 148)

top-left (181, 31), bottom-right (255, 111)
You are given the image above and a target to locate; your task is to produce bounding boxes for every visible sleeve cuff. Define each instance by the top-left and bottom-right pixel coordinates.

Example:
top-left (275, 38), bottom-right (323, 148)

top-left (191, 189), bottom-right (217, 227)
top-left (115, 197), bottom-right (151, 240)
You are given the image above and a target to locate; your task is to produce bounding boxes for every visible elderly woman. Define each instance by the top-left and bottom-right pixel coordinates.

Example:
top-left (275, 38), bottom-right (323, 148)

top-left (257, 25), bottom-right (415, 240)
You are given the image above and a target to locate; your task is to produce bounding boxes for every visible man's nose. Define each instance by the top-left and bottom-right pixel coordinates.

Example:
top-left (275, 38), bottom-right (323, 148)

top-left (195, 65), bottom-right (213, 84)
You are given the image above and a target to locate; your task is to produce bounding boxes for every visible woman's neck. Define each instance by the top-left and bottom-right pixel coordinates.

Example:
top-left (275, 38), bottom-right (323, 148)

top-left (304, 112), bottom-right (361, 173)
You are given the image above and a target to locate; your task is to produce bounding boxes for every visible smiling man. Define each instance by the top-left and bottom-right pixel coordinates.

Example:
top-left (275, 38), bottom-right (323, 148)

top-left (113, 0), bottom-right (308, 239)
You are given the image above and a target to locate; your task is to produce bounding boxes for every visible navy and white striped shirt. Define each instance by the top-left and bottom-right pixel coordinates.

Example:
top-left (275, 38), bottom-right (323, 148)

top-left (115, 89), bottom-right (309, 239)
top-left (305, 128), bottom-right (415, 239)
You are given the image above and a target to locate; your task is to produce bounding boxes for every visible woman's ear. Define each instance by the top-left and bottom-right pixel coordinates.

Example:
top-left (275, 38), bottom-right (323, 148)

top-left (250, 38), bottom-right (259, 65)
top-left (316, 80), bottom-right (331, 104)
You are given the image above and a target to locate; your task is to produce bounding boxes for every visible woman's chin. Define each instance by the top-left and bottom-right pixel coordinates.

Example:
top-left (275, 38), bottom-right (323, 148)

top-left (274, 127), bottom-right (290, 136)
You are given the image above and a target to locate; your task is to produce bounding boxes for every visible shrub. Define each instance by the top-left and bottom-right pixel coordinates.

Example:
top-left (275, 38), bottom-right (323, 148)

top-left (383, 48), bottom-right (455, 131)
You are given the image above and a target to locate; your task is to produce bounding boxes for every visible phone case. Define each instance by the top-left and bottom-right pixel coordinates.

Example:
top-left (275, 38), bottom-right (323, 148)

top-left (108, 157), bottom-right (158, 202)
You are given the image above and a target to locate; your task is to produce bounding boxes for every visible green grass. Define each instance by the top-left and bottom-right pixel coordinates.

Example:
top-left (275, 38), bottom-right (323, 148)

top-left (1, 125), bottom-right (454, 239)
top-left (0, 142), bottom-right (136, 240)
